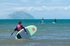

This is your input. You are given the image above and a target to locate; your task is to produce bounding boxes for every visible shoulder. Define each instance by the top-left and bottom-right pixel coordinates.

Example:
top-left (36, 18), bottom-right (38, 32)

top-left (21, 25), bottom-right (24, 27)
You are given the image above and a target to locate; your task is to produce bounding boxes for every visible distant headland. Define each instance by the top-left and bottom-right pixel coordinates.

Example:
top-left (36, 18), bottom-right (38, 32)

top-left (7, 11), bottom-right (34, 19)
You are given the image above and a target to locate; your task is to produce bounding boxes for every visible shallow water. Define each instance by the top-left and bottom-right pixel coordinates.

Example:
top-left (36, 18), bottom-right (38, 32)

top-left (0, 19), bottom-right (70, 46)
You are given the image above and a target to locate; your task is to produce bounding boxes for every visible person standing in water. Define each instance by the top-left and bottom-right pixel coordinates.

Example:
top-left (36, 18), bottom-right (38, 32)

top-left (55, 18), bottom-right (56, 23)
top-left (11, 21), bottom-right (27, 36)
top-left (41, 18), bottom-right (44, 23)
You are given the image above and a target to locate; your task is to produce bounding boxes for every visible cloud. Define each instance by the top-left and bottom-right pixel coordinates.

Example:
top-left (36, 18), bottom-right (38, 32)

top-left (64, 6), bottom-right (70, 10)
top-left (1, 6), bottom-right (70, 12)
top-left (0, 3), bottom-right (19, 6)
top-left (42, 6), bottom-right (70, 10)
top-left (13, 7), bottom-right (33, 11)
top-left (5, 3), bottom-right (19, 5)
top-left (13, 7), bottom-right (44, 11)
top-left (35, 0), bottom-right (69, 7)
top-left (32, 7), bottom-right (43, 11)
top-left (12, 6), bottom-right (70, 11)
top-left (42, 6), bottom-right (63, 10)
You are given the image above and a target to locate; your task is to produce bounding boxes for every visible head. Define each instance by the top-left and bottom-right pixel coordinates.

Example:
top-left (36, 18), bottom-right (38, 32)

top-left (18, 21), bottom-right (22, 24)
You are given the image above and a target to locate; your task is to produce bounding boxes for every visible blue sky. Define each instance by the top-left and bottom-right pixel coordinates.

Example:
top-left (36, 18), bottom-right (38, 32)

top-left (0, 0), bottom-right (70, 19)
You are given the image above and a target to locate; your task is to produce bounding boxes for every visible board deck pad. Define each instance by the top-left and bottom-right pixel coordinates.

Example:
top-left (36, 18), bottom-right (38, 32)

top-left (15, 25), bottom-right (37, 39)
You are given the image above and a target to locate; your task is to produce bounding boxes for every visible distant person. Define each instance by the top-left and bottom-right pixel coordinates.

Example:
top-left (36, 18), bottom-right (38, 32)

top-left (55, 18), bottom-right (56, 22)
top-left (41, 18), bottom-right (44, 23)
top-left (11, 21), bottom-right (27, 36)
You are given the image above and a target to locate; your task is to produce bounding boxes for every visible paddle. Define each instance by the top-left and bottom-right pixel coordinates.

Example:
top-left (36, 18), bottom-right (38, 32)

top-left (10, 31), bottom-right (15, 36)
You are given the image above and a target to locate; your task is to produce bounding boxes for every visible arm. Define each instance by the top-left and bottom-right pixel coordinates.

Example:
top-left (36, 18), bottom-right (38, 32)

top-left (21, 25), bottom-right (27, 32)
top-left (10, 26), bottom-right (17, 36)
top-left (23, 27), bottom-right (27, 32)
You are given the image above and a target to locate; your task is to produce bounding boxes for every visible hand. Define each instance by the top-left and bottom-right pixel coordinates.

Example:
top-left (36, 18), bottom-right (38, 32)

top-left (25, 32), bottom-right (26, 34)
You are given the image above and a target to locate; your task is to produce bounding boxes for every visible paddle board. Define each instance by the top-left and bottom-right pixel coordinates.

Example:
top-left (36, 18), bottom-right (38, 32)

top-left (15, 25), bottom-right (37, 39)
top-left (52, 22), bottom-right (55, 24)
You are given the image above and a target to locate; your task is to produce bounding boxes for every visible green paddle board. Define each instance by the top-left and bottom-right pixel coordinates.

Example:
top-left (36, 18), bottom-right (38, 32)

top-left (15, 25), bottom-right (37, 39)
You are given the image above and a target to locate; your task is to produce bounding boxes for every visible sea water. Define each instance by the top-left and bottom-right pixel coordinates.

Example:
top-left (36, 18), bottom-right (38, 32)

top-left (0, 19), bottom-right (70, 46)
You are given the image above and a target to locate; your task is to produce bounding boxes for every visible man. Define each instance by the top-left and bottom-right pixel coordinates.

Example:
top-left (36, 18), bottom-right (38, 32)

top-left (11, 21), bottom-right (26, 36)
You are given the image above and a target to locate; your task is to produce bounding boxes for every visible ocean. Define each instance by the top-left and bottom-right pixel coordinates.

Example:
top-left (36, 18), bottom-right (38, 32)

top-left (0, 19), bottom-right (70, 46)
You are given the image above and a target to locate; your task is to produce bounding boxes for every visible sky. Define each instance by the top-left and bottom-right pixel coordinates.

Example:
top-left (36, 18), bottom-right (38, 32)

top-left (0, 0), bottom-right (70, 19)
